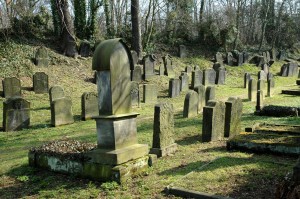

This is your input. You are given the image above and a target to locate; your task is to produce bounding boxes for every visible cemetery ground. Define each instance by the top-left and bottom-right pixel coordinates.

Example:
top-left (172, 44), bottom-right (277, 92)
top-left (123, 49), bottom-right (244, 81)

top-left (0, 43), bottom-right (300, 198)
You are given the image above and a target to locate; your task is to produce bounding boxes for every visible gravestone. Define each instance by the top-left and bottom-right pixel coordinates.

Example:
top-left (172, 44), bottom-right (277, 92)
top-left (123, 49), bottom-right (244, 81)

top-left (185, 66), bottom-right (192, 75)
top-left (202, 100), bottom-right (226, 142)
top-left (267, 78), bottom-right (275, 97)
top-left (183, 91), bottom-right (198, 118)
top-left (255, 90), bottom-right (264, 111)
top-left (131, 82), bottom-right (140, 107)
top-left (194, 85), bottom-right (206, 113)
top-left (3, 98), bottom-right (30, 132)
top-left (194, 65), bottom-right (200, 71)
top-left (261, 64), bottom-right (269, 75)
top-left (179, 45), bottom-right (187, 58)
top-left (213, 62), bottom-right (222, 71)
top-left (81, 92), bottom-right (99, 120)
top-left (3, 77), bottom-right (21, 98)
top-left (191, 70), bottom-right (203, 89)
top-left (169, 78), bottom-right (181, 98)
top-left (35, 46), bottom-right (49, 67)
top-left (287, 62), bottom-right (298, 77)
top-left (79, 41), bottom-right (91, 57)
top-left (143, 55), bottom-right (156, 80)
top-left (163, 54), bottom-right (172, 69)
top-left (203, 69), bottom-right (216, 85)
top-left (49, 86), bottom-right (65, 103)
top-left (270, 48), bottom-right (277, 61)
top-left (88, 38), bottom-right (148, 170)
top-left (237, 53), bottom-right (244, 66)
top-left (216, 68), bottom-right (226, 85)
top-left (131, 50), bottom-right (139, 65)
top-left (267, 73), bottom-right (273, 81)
top-left (266, 51), bottom-right (271, 62)
top-left (244, 73), bottom-right (251, 89)
top-left (248, 79), bottom-right (257, 101)
top-left (205, 86), bottom-right (215, 105)
top-left (143, 84), bottom-right (157, 103)
top-left (258, 70), bottom-right (267, 80)
top-left (257, 79), bottom-right (265, 94)
top-left (51, 97), bottom-right (74, 126)
top-left (159, 65), bottom-right (164, 76)
top-left (227, 52), bottom-right (234, 66)
top-left (225, 97), bottom-right (243, 138)
top-left (280, 63), bottom-right (288, 76)
top-left (33, 72), bottom-right (49, 94)
top-left (179, 73), bottom-right (189, 92)
top-left (215, 52), bottom-right (223, 66)
top-left (131, 65), bottom-right (143, 82)
top-left (165, 65), bottom-right (175, 78)
top-left (150, 102), bottom-right (177, 157)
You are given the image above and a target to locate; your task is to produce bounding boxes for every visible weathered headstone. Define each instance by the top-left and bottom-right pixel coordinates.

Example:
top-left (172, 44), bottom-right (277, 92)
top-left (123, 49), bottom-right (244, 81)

top-left (131, 65), bottom-right (143, 82)
top-left (287, 62), bottom-right (299, 77)
top-left (244, 73), bottom-right (251, 89)
top-left (280, 63), bottom-right (288, 76)
top-left (216, 68), bottom-right (226, 85)
top-left (258, 70), bottom-right (267, 80)
top-left (215, 52), bottom-right (223, 66)
top-left (179, 45), bottom-right (187, 58)
top-left (179, 73), bottom-right (189, 92)
top-left (3, 97), bottom-right (30, 132)
top-left (51, 96), bottom-right (74, 126)
top-left (143, 55), bottom-right (156, 80)
top-left (224, 97), bottom-right (243, 138)
top-left (267, 73), bottom-right (273, 81)
top-left (79, 41), bottom-right (91, 57)
top-left (49, 86), bottom-right (65, 103)
top-left (237, 53), bottom-right (244, 66)
top-left (163, 54), bottom-right (172, 69)
top-left (267, 78), bottom-right (275, 97)
top-left (191, 70), bottom-right (203, 89)
top-left (35, 46), bottom-right (49, 67)
top-left (194, 65), bottom-right (200, 71)
top-left (205, 86), bottom-right (215, 105)
top-left (159, 65), bottom-right (164, 76)
top-left (131, 50), bottom-right (139, 65)
top-left (203, 69), bottom-right (216, 85)
top-left (257, 79), bottom-right (265, 93)
top-left (183, 91), bottom-right (198, 118)
top-left (143, 84), bottom-right (157, 103)
top-left (150, 102), bottom-right (177, 157)
top-left (185, 66), bottom-right (192, 75)
top-left (169, 78), bottom-right (181, 98)
top-left (255, 90), bottom-right (264, 111)
top-left (33, 72), bottom-right (49, 94)
top-left (213, 62), bottom-right (222, 71)
top-left (227, 52), bottom-right (234, 66)
top-left (194, 85), bottom-right (206, 113)
top-left (248, 79), bottom-right (257, 101)
top-left (261, 64), bottom-right (269, 75)
top-left (165, 65), bottom-right (175, 78)
top-left (2, 77), bottom-right (22, 98)
top-left (202, 100), bottom-right (226, 142)
top-left (131, 82), bottom-right (140, 107)
top-left (81, 92), bottom-right (99, 120)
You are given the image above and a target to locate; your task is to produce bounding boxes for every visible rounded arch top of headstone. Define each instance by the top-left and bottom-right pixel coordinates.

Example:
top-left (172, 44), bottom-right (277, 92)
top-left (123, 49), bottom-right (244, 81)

top-left (92, 38), bottom-right (134, 71)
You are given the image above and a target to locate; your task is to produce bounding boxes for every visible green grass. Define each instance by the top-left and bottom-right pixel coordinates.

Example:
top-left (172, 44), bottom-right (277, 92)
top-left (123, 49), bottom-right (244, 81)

top-left (0, 44), bottom-right (300, 198)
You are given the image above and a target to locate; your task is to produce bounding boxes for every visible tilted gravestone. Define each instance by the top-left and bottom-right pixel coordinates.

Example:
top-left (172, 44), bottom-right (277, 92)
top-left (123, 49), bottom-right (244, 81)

top-left (216, 68), bottom-right (226, 85)
top-left (33, 72), bottom-right (49, 94)
top-left (49, 86), bottom-right (65, 103)
top-left (267, 78), bottom-right (275, 97)
top-left (183, 90), bottom-right (198, 118)
top-left (143, 54), bottom-right (156, 80)
top-left (244, 73), bottom-right (251, 89)
top-left (179, 73), bottom-right (189, 92)
top-left (131, 65), bottom-right (143, 82)
top-left (131, 50), bottom-right (139, 65)
top-left (255, 90), bottom-right (264, 111)
top-left (227, 52), bottom-right (234, 66)
top-left (35, 46), bottom-right (49, 67)
top-left (150, 102), bottom-right (177, 157)
top-left (203, 69), bottom-right (216, 86)
top-left (248, 79), bottom-right (257, 102)
top-left (3, 97), bottom-right (30, 132)
top-left (51, 96), bottom-right (74, 126)
top-left (179, 45), bottom-right (187, 58)
top-left (143, 84), bottom-right (157, 103)
top-left (225, 97), bottom-right (243, 138)
top-left (79, 41), bottom-right (91, 57)
top-left (81, 92), bottom-right (99, 120)
top-left (202, 100), bottom-right (226, 142)
top-left (205, 86), bottom-right (215, 105)
top-left (215, 52), bottom-right (224, 66)
top-left (194, 85), bottom-right (205, 113)
top-left (191, 70), bottom-right (203, 89)
top-left (3, 77), bottom-right (22, 98)
top-left (169, 78), bottom-right (181, 98)
top-left (130, 82), bottom-right (140, 107)
top-left (87, 38), bottom-right (148, 168)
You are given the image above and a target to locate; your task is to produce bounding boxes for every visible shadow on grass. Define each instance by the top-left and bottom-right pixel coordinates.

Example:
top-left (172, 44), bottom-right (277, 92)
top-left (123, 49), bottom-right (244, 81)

top-left (176, 134), bottom-right (201, 145)
top-left (31, 106), bottom-right (50, 111)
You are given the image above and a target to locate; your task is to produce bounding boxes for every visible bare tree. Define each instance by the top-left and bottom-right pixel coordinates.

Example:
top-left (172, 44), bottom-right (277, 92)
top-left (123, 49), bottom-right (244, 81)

top-left (131, 0), bottom-right (142, 57)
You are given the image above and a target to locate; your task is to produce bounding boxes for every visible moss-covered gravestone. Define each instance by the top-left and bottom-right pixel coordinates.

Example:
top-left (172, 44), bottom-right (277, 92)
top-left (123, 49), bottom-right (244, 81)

top-left (3, 97), bottom-right (30, 132)
top-left (143, 54), bottom-right (156, 80)
top-left (150, 102), bottom-right (177, 157)
top-left (202, 100), bottom-right (225, 142)
top-left (3, 77), bottom-right (21, 98)
top-left (191, 70), bottom-right (203, 89)
top-left (183, 91), bottom-right (198, 118)
top-left (81, 92), bottom-right (99, 120)
top-left (33, 72), bottom-right (49, 94)
top-left (143, 84), bottom-right (157, 103)
top-left (216, 68), bottom-right (226, 85)
top-left (225, 97), bottom-right (243, 138)
top-left (35, 46), bottom-right (49, 67)
top-left (248, 79), bottom-right (257, 102)
top-left (168, 78), bottom-right (181, 98)
top-left (51, 96), bottom-right (74, 126)
top-left (203, 69), bottom-right (216, 86)
top-left (49, 86), bottom-right (65, 103)
top-left (194, 85), bottom-right (205, 113)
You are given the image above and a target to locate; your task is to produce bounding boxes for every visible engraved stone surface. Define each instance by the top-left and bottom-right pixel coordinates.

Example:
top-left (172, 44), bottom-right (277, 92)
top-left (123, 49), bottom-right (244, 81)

top-left (169, 78), bottom-right (181, 98)
top-left (225, 97), bottom-right (243, 138)
top-left (33, 72), bottom-right (49, 94)
top-left (3, 77), bottom-right (21, 98)
top-left (49, 86), bottom-right (65, 103)
top-left (51, 97), bottom-right (74, 127)
top-left (143, 84), bottom-right (157, 103)
top-left (81, 92), bottom-right (99, 120)
top-left (194, 85), bottom-right (206, 113)
top-left (183, 91), bottom-right (198, 118)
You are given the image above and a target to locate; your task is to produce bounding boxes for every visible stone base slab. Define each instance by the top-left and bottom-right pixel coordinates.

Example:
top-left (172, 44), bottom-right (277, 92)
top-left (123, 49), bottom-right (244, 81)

top-left (149, 143), bottom-right (177, 158)
top-left (29, 151), bottom-right (151, 184)
top-left (282, 89), bottom-right (300, 96)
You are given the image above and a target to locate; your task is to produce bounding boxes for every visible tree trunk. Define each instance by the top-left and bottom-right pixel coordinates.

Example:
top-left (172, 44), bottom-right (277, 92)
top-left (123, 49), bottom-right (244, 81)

top-left (56, 0), bottom-right (78, 57)
top-left (258, 0), bottom-right (270, 52)
top-left (104, 0), bottom-right (113, 37)
top-left (199, 0), bottom-right (205, 23)
top-left (131, 0), bottom-right (142, 57)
